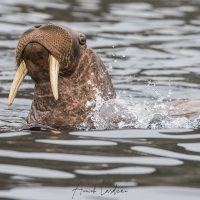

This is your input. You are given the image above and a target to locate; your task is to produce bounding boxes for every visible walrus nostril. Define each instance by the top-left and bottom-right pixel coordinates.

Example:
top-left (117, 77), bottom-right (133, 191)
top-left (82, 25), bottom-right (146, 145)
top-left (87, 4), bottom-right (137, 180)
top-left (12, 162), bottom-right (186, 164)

top-left (34, 25), bottom-right (42, 28)
top-left (79, 33), bottom-right (86, 45)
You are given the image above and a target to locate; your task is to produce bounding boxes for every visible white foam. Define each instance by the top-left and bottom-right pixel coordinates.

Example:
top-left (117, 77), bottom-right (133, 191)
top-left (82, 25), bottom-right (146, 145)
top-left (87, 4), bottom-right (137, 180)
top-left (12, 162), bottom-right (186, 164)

top-left (81, 96), bottom-right (200, 130)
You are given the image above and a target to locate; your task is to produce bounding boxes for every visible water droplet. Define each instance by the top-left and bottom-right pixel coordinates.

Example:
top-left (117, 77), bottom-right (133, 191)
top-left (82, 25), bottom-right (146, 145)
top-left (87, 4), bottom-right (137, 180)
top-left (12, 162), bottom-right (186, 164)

top-left (85, 100), bottom-right (95, 108)
top-left (87, 80), bottom-right (92, 85)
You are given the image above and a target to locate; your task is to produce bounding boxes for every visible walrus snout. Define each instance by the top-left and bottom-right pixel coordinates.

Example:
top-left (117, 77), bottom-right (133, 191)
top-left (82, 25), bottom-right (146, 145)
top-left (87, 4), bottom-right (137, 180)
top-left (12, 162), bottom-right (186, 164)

top-left (8, 23), bottom-right (82, 105)
top-left (15, 23), bottom-right (80, 67)
top-left (23, 42), bottom-right (50, 82)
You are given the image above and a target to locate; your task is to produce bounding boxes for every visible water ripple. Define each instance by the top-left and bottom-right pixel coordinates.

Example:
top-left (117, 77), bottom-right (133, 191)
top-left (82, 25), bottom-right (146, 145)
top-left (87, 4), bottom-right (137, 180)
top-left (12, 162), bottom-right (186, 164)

top-left (178, 143), bottom-right (200, 153)
top-left (132, 146), bottom-right (200, 161)
top-left (0, 164), bottom-right (75, 179)
top-left (0, 131), bottom-right (30, 138)
top-left (0, 149), bottom-right (182, 166)
top-left (70, 129), bottom-right (200, 139)
top-left (36, 139), bottom-right (117, 146)
top-left (75, 166), bottom-right (155, 175)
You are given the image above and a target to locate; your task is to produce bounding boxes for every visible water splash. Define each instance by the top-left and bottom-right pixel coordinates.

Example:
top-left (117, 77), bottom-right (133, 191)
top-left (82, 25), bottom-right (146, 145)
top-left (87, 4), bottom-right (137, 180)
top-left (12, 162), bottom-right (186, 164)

top-left (79, 87), bottom-right (106, 130)
top-left (81, 95), bottom-right (200, 130)
top-left (77, 76), bottom-right (200, 131)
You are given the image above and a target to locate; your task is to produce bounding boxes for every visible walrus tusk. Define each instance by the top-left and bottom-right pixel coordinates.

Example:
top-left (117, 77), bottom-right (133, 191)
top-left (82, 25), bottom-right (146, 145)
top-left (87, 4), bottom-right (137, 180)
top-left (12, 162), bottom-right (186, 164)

top-left (49, 55), bottom-right (60, 100)
top-left (8, 60), bottom-right (28, 106)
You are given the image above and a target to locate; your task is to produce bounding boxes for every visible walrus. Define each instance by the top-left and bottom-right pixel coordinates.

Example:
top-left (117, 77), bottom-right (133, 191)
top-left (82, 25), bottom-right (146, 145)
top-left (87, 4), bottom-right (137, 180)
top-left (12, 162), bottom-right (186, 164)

top-left (8, 23), bottom-right (200, 130)
top-left (8, 23), bottom-right (116, 130)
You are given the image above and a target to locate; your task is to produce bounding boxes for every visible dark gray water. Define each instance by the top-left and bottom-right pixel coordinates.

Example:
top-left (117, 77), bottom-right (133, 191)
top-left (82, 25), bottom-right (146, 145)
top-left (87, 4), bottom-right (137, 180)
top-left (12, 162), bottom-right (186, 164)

top-left (0, 0), bottom-right (200, 199)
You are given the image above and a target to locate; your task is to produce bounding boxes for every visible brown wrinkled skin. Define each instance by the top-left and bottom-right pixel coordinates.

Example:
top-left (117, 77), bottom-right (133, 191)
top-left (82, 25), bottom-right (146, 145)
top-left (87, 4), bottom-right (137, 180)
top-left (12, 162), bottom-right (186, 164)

top-left (16, 23), bottom-right (116, 130)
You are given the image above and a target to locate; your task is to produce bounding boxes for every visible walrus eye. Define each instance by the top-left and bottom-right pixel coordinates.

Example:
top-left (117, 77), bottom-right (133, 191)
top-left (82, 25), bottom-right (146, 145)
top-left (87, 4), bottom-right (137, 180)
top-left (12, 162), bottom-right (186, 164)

top-left (34, 25), bottom-right (42, 28)
top-left (79, 34), bottom-right (86, 45)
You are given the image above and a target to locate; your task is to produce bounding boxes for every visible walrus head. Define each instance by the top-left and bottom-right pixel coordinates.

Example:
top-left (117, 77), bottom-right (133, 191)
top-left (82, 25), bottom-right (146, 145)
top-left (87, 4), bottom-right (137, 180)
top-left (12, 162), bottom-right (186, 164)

top-left (8, 23), bottom-right (116, 130)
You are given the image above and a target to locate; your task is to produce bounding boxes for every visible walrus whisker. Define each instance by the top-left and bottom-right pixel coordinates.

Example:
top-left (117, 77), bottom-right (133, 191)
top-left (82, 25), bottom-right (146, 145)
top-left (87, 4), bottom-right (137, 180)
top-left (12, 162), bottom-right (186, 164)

top-left (49, 55), bottom-right (60, 100)
top-left (8, 60), bottom-right (28, 106)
